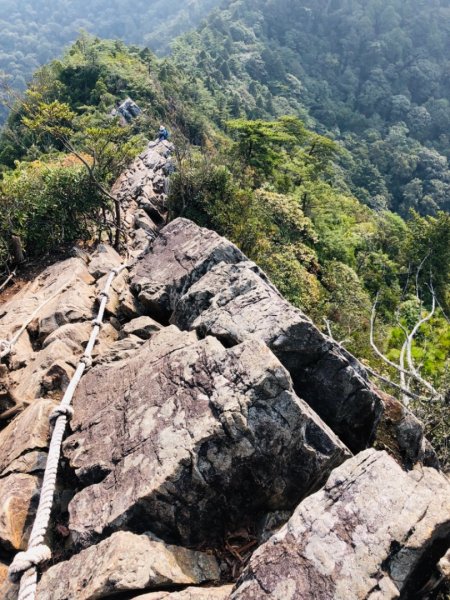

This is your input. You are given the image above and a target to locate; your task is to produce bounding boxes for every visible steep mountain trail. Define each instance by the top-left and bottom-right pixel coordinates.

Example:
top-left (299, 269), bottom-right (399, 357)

top-left (0, 141), bottom-right (448, 599)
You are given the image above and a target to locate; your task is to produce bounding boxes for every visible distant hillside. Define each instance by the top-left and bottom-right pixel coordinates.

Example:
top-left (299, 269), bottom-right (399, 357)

top-left (0, 0), bottom-right (221, 122)
top-left (171, 0), bottom-right (450, 216)
top-left (2, 0), bottom-right (450, 216)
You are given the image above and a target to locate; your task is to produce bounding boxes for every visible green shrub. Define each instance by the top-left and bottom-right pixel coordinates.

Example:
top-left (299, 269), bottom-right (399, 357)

top-left (0, 156), bottom-right (101, 264)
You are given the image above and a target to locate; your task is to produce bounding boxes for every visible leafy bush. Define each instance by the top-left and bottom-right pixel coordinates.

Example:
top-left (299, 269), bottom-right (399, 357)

top-left (0, 157), bottom-right (101, 264)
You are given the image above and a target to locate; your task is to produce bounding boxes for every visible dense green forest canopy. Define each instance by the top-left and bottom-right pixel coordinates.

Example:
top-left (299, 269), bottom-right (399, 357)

top-left (0, 0), bottom-right (221, 122)
top-left (2, 0), bottom-right (450, 217)
top-left (171, 0), bottom-right (450, 216)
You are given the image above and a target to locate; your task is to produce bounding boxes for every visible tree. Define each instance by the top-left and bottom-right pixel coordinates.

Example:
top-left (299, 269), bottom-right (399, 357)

top-left (21, 98), bottom-right (141, 249)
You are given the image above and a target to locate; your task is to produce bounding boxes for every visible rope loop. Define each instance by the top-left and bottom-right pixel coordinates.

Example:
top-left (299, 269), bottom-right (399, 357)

top-left (0, 339), bottom-right (12, 358)
top-left (91, 318), bottom-right (103, 328)
top-left (8, 545), bottom-right (52, 583)
top-left (80, 355), bottom-right (93, 369)
top-left (98, 291), bottom-right (110, 301)
top-left (49, 405), bottom-right (74, 424)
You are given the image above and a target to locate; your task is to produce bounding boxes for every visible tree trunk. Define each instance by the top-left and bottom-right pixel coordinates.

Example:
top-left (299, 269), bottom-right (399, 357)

top-left (114, 198), bottom-right (121, 250)
top-left (11, 235), bottom-right (25, 264)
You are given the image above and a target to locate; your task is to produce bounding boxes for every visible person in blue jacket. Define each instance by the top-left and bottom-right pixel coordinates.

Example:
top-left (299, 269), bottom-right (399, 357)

top-left (158, 125), bottom-right (169, 141)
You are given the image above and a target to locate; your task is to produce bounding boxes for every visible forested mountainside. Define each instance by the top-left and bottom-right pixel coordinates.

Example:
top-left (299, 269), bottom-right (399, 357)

top-left (171, 0), bottom-right (450, 216)
top-left (0, 34), bottom-right (448, 464)
top-left (0, 0), bottom-right (221, 122)
top-left (2, 0), bottom-right (450, 216)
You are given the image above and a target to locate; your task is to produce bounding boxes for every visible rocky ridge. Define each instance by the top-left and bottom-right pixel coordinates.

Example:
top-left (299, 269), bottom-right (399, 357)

top-left (0, 139), bottom-right (448, 599)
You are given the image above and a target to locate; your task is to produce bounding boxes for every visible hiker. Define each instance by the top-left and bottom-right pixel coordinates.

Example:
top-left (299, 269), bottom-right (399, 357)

top-left (158, 125), bottom-right (169, 141)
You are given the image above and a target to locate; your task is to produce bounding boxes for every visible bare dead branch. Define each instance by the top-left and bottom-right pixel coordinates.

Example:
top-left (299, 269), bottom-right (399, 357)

top-left (370, 291), bottom-right (442, 402)
top-left (324, 317), bottom-right (424, 402)
top-left (415, 252), bottom-right (430, 300)
top-left (370, 293), bottom-right (412, 376)
top-left (405, 289), bottom-right (440, 398)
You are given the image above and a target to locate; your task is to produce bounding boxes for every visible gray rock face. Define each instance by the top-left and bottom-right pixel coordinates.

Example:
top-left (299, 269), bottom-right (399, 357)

top-left (132, 219), bottom-right (421, 459)
top-left (64, 326), bottom-right (349, 548)
top-left (134, 208), bottom-right (159, 236)
top-left (37, 531), bottom-right (220, 600)
top-left (231, 449), bottom-right (450, 600)
top-left (131, 219), bottom-right (247, 322)
top-left (171, 260), bottom-right (383, 453)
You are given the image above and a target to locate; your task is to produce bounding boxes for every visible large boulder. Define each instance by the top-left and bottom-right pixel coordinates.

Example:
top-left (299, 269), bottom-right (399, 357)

top-left (132, 220), bottom-right (423, 460)
top-left (231, 449), bottom-right (450, 600)
top-left (131, 219), bottom-right (247, 322)
top-left (37, 531), bottom-right (221, 600)
top-left (171, 260), bottom-right (383, 453)
top-left (64, 326), bottom-right (349, 548)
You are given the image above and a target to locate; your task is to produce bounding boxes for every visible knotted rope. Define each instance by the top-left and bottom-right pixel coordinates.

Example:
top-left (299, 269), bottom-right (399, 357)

top-left (8, 264), bottom-right (128, 600)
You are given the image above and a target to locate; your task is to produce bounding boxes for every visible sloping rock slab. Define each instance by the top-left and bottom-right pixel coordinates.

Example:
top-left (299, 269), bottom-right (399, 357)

top-left (37, 531), bottom-right (220, 600)
top-left (231, 449), bottom-right (450, 600)
top-left (0, 473), bottom-right (41, 551)
top-left (64, 326), bottom-right (349, 548)
top-left (0, 399), bottom-right (55, 475)
top-left (0, 258), bottom-right (94, 343)
top-left (134, 587), bottom-right (233, 600)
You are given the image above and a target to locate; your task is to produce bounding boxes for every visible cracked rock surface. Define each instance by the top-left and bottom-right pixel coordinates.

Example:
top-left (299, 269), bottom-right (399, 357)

top-left (64, 326), bottom-right (349, 547)
top-left (230, 449), bottom-right (450, 600)
top-left (132, 220), bottom-right (425, 463)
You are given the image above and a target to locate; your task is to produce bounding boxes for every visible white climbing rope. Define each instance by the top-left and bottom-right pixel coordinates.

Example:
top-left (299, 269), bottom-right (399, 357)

top-left (0, 282), bottom-right (70, 360)
top-left (8, 264), bottom-right (128, 600)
